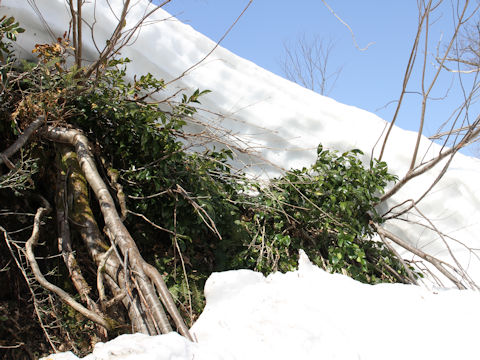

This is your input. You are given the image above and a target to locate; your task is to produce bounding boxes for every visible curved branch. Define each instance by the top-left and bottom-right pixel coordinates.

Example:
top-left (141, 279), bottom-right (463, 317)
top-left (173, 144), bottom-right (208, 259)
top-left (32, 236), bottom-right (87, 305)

top-left (378, 232), bottom-right (419, 285)
top-left (374, 224), bottom-right (467, 289)
top-left (56, 156), bottom-right (96, 306)
top-left (25, 206), bottom-right (113, 329)
top-left (320, 0), bottom-right (374, 51)
top-left (378, 6), bottom-right (427, 161)
top-left (2, 225), bottom-right (58, 352)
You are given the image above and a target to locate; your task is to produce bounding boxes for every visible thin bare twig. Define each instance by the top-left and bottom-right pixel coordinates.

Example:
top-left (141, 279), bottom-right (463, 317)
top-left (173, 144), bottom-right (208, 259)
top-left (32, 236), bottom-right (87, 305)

top-left (166, 0), bottom-right (253, 85)
top-left (175, 184), bottom-right (222, 240)
top-left (378, 232), bottom-right (419, 285)
top-left (374, 224), bottom-right (467, 289)
top-left (173, 198), bottom-right (193, 325)
top-left (1, 226), bottom-right (58, 352)
top-left (320, 0), bottom-right (374, 51)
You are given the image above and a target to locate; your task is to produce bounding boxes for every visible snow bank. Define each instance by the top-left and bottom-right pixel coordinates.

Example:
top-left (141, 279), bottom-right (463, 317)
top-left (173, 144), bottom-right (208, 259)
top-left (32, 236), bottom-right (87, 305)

top-left (2, 2), bottom-right (480, 358)
top-left (41, 252), bottom-right (480, 360)
top-left (3, 0), bottom-right (480, 285)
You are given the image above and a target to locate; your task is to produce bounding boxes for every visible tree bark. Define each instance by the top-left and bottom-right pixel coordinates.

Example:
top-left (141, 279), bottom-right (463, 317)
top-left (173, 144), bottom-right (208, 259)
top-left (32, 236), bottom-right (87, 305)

top-left (44, 126), bottom-right (192, 339)
top-left (25, 206), bottom-right (113, 330)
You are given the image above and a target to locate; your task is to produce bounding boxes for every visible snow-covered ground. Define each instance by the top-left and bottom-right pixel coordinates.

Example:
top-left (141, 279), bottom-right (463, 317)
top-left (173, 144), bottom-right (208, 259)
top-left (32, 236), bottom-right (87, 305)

top-left (41, 252), bottom-right (480, 360)
top-left (2, 0), bottom-right (480, 359)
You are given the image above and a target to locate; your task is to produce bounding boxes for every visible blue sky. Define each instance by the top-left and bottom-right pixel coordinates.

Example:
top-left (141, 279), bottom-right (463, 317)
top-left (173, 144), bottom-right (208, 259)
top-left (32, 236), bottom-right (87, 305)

top-left (160, 1), bottom-right (480, 153)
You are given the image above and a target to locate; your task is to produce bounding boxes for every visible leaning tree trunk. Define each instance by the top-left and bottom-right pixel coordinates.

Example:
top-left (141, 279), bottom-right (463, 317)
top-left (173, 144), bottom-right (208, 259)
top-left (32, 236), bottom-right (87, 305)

top-left (44, 126), bottom-right (192, 340)
top-left (57, 146), bottom-right (142, 335)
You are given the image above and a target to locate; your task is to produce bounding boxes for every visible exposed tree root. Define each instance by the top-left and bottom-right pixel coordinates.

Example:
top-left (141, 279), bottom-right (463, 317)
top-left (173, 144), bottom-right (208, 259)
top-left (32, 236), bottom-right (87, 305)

top-left (44, 126), bottom-right (192, 340)
top-left (25, 206), bottom-right (114, 329)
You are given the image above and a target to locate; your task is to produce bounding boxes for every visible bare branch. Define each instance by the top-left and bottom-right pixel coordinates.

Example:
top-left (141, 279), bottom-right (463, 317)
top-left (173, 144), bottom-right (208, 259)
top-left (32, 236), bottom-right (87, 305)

top-left (378, 4), bottom-right (428, 161)
top-left (84, 0), bottom-right (132, 78)
top-left (0, 117), bottom-right (44, 167)
top-left (67, 0), bottom-right (78, 65)
top-left (381, 115), bottom-right (480, 202)
top-left (409, 0), bottom-right (471, 171)
top-left (378, 232), bottom-right (419, 285)
top-left (175, 184), bottom-right (223, 240)
top-left (25, 206), bottom-right (113, 329)
top-left (166, 0), bottom-right (253, 85)
top-left (143, 263), bottom-right (192, 340)
top-left (374, 224), bottom-right (467, 289)
top-left (320, 0), bottom-right (374, 51)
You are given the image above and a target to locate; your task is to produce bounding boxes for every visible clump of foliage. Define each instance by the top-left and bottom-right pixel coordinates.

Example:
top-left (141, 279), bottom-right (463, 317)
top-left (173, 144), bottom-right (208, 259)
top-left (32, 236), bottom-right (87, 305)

top-left (0, 18), bottom-right (415, 358)
top-left (0, 15), bottom-right (24, 143)
top-left (228, 146), bottom-right (408, 284)
top-left (0, 15), bottom-right (24, 63)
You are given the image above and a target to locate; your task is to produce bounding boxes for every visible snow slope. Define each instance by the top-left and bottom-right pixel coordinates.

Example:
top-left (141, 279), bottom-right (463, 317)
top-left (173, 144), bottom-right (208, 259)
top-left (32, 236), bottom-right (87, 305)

top-left (1, 0), bottom-right (480, 358)
top-left (4, 0), bottom-right (480, 287)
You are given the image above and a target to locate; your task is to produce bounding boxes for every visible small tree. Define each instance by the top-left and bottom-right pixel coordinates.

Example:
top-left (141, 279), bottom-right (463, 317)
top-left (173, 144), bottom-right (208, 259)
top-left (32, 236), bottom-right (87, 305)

top-left (280, 34), bottom-right (342, 95)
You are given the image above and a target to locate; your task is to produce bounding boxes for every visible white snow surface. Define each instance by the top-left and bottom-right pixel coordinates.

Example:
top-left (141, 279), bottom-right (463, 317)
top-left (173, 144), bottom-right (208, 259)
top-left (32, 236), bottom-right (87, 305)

top-left (41, 252), bottom-right (480, 360)
top-left (2, 0), bottom-right (480, 358)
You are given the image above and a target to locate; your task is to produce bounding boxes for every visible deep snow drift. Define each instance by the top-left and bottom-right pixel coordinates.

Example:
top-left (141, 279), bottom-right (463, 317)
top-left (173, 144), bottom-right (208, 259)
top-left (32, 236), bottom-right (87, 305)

top-left (4, 0), bottom-right (480, 286)
top-left (41, 252), bottom-right (480, 360)
top-left (2, 0), bottom-right (480, 359)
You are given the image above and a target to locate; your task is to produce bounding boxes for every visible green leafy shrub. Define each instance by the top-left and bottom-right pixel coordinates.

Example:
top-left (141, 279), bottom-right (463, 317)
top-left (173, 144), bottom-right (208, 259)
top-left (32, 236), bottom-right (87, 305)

top-left (0, 15), bottom-right (24, 63)
top-left (227, 145), bottom-right (409, 284)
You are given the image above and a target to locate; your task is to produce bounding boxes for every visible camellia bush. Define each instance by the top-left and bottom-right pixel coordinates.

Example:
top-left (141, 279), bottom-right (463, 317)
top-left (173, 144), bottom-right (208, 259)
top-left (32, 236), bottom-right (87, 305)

top-left (0, 14), bottom-right (414, 358)
top-left (229, 145), bottom-right (406, 284)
